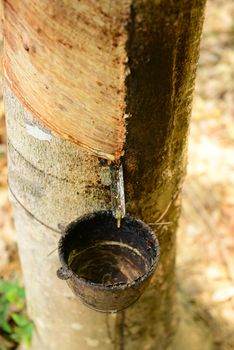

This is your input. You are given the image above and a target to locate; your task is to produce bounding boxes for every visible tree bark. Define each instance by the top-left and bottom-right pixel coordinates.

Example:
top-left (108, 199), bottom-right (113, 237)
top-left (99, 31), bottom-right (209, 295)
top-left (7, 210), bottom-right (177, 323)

top-left (3, 0), bottom-right (130, 160)
top-left (3, 0), bottom-right (206, 349)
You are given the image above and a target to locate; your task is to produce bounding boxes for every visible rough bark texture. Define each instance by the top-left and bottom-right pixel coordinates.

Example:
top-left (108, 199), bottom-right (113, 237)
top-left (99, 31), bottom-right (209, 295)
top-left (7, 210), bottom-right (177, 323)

top-left (4, 0), bottom-right (206, 349)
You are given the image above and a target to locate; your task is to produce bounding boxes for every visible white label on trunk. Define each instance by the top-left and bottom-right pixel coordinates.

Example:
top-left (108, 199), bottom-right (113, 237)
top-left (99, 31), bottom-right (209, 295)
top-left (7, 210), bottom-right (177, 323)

top-left (26, 124), bottom-right (52, 142)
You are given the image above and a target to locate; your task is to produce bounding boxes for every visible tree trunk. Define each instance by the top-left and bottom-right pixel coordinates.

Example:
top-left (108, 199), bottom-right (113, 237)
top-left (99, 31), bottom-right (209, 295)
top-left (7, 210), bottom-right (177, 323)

top-left (3, 0), bottom-right (206, 349)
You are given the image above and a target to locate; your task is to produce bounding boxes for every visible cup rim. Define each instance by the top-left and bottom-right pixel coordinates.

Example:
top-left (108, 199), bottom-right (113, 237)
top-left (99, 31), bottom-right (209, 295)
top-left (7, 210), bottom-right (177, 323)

top-left (57, 210), bottom-right (160, 291)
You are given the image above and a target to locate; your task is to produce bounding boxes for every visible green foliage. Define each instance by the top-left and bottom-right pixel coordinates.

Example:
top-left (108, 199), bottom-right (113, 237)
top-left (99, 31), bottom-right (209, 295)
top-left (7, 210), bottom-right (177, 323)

top-left (0, 279), bottom-right (33, 349)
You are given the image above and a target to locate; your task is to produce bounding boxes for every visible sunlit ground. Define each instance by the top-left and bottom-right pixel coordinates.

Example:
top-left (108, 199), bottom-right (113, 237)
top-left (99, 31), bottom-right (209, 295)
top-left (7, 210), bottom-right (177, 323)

top-left (0, 0), bottom-right (234, 349)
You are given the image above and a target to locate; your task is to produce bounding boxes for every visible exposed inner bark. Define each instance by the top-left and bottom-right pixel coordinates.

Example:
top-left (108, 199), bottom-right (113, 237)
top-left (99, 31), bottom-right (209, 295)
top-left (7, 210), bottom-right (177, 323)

top-left (3, 0), bottom-right (131, 160)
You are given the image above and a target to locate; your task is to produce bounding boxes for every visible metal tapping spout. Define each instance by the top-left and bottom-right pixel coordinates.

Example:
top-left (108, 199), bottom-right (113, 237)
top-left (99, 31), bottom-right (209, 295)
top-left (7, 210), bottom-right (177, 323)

top-left (110, 163), bottom-right (126, 228)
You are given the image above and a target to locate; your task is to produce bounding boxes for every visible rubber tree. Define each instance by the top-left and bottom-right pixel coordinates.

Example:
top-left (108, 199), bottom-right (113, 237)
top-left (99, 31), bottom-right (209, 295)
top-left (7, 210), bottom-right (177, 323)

top-left (2, 0), bottom-right (206, 349)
